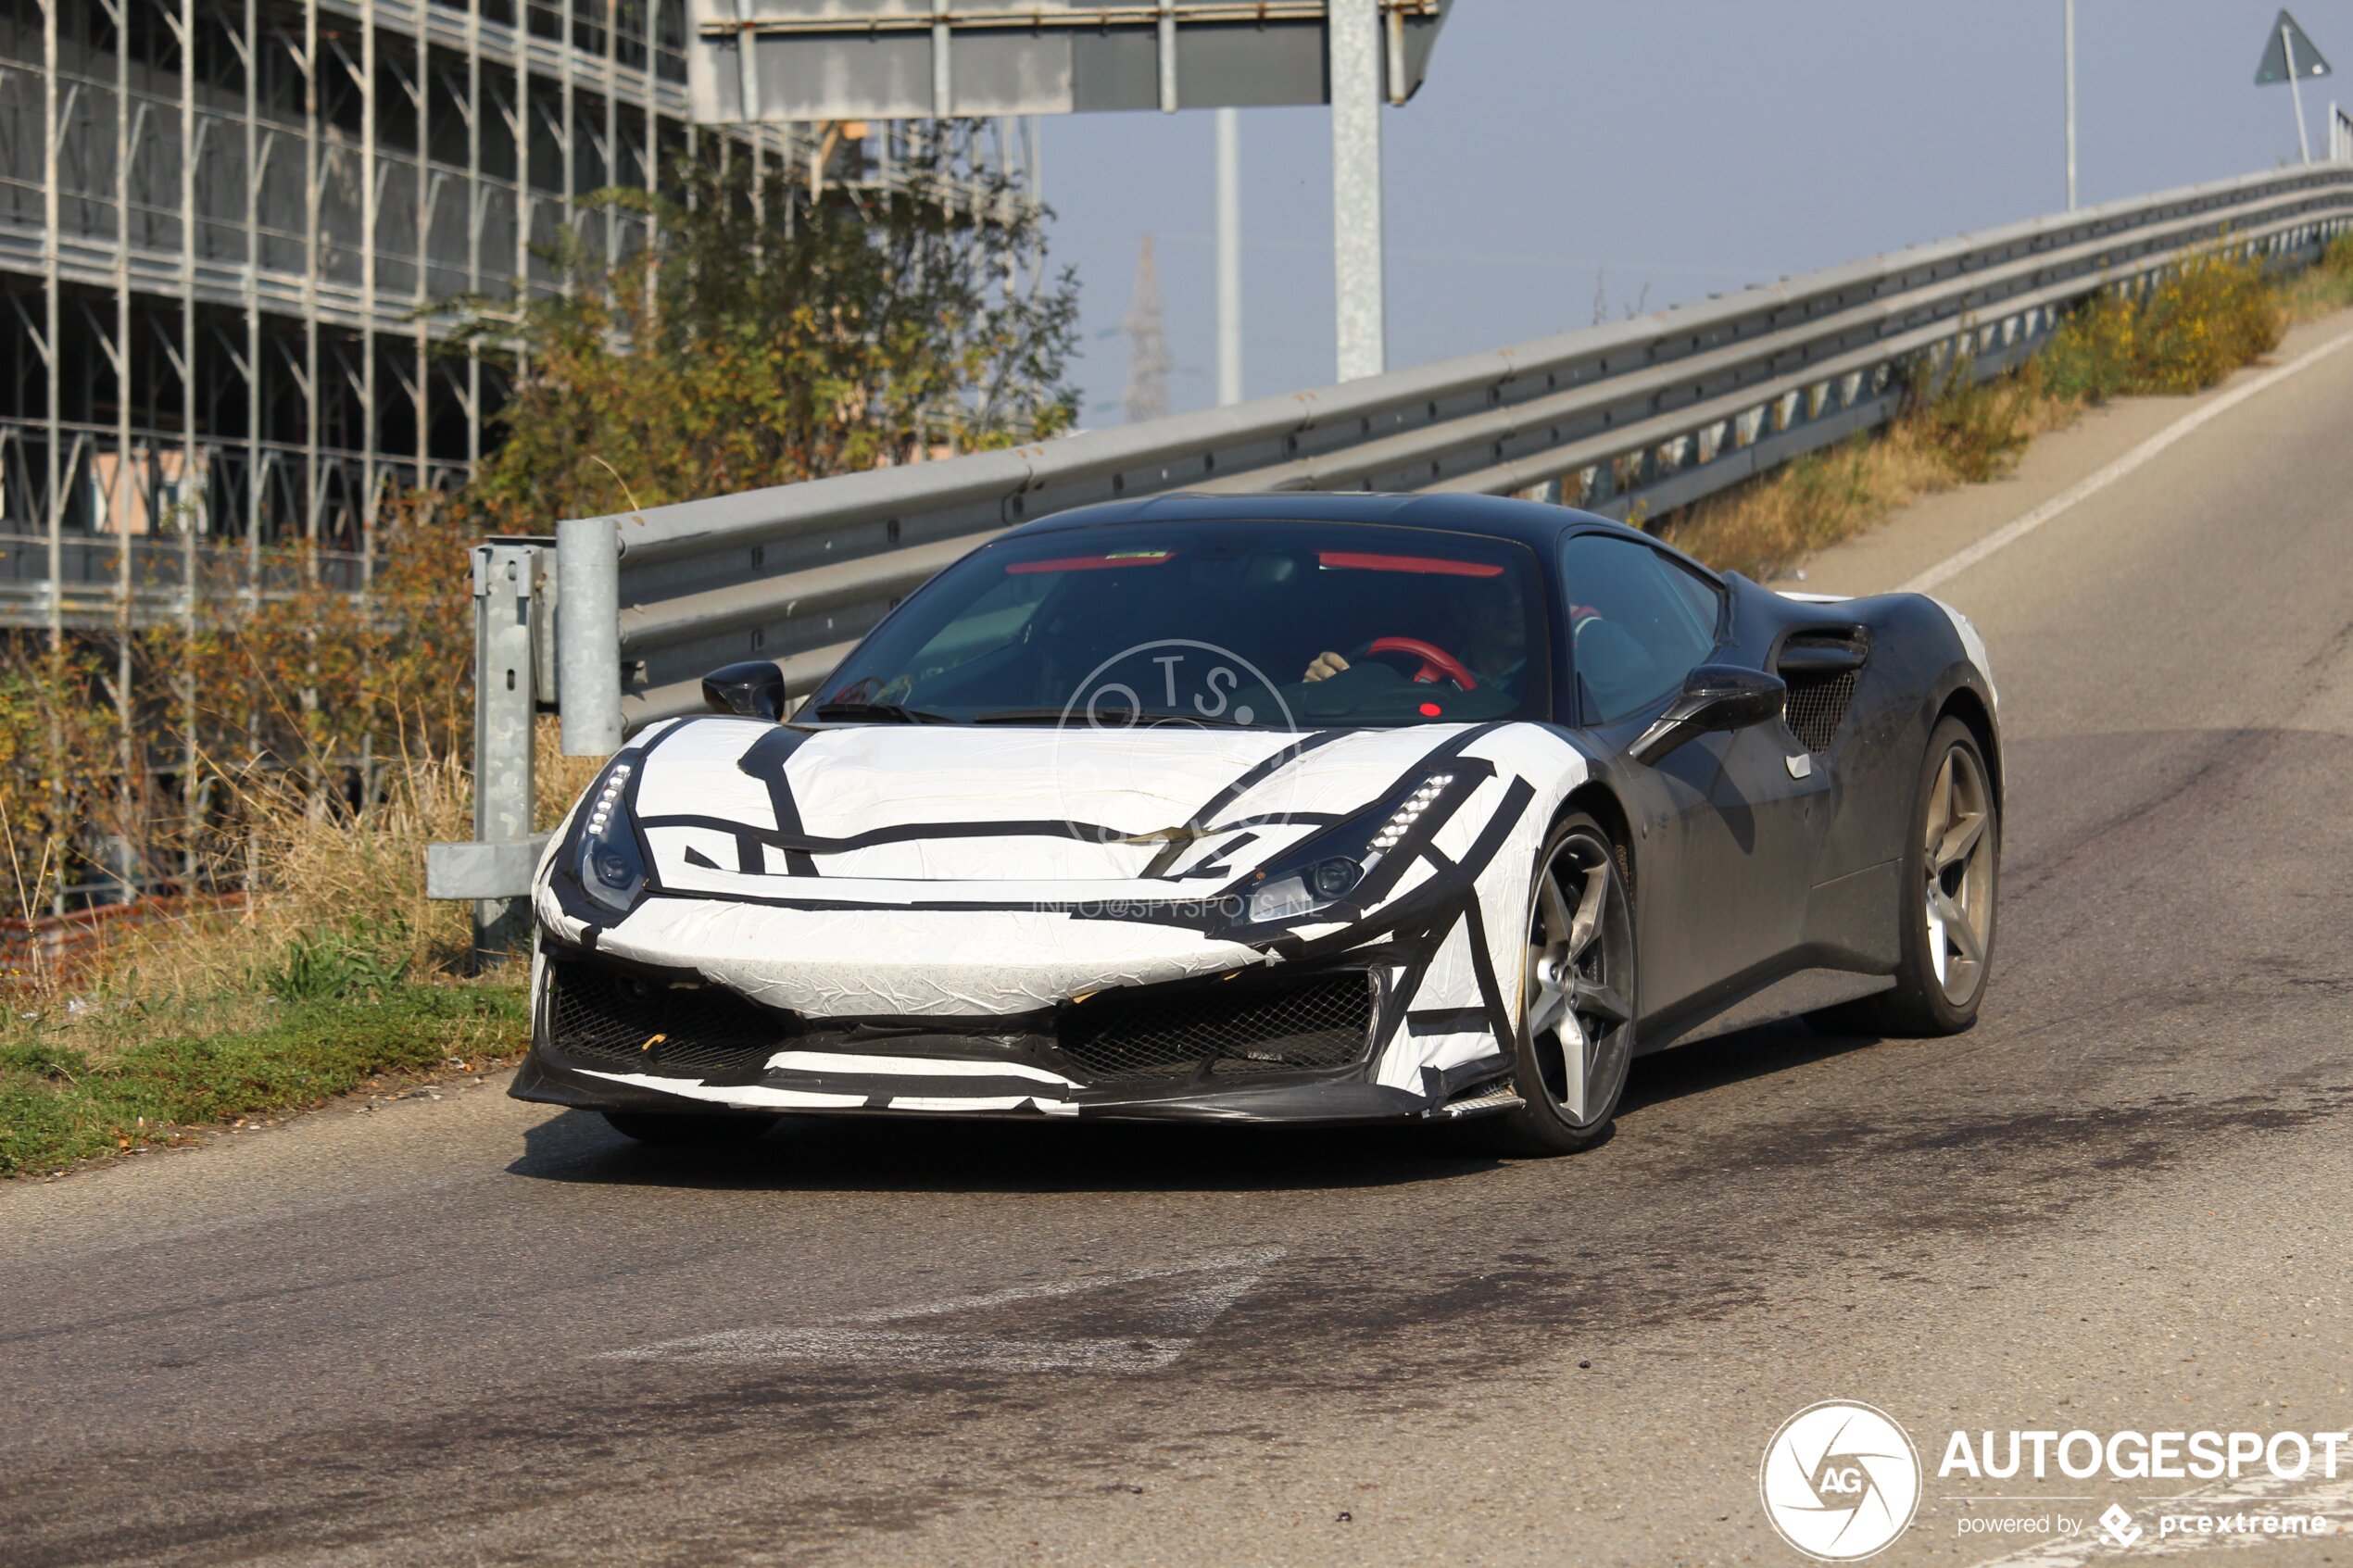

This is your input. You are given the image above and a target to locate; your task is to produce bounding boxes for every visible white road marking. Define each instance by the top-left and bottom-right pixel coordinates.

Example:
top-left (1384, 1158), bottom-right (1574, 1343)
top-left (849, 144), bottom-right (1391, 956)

top-left (1967, 1472), bottom-right (2352, 1565)
top-left (599, 1246), bottom-right (1285, 1374)
top-left (1902, 326), bottom-right (2353, 595)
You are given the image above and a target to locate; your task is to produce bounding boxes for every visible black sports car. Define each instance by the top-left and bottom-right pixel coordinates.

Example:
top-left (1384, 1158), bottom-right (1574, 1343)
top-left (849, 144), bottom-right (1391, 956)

top-left (517, 493), bottom-right (2001, 1154)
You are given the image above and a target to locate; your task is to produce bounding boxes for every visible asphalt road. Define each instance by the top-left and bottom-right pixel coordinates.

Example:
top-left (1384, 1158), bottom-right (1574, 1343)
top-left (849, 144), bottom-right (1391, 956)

top-left (7, 316), bottom-right (2353, 1568)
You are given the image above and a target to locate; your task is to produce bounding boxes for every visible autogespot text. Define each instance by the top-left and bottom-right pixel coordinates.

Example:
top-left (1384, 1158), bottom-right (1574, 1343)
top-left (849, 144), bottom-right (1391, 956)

top-left (1941, 1429), bottom-right (2352, 1481)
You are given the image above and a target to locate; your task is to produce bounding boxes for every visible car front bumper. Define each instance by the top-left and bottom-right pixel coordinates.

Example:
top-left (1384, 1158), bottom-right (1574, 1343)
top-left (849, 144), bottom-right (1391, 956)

top-left (509, 939), bottom-right (1515, 1127)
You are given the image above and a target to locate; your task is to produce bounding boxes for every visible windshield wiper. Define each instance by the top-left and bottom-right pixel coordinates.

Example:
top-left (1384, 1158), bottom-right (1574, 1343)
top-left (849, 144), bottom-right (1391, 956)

top-left (971, 708), bottom-right (1259, 729)
top-left (965, 708), bottom-right (1069, 724)
top-left (811, 700), bottom-right (955, 724)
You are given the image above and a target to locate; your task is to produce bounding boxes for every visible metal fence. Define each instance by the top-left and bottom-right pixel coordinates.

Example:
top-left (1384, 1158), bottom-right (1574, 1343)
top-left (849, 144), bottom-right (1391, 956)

top-left (552, 162), bottom-right (2353, 755)
top-left (427, 161), bottom-right (2353, 919)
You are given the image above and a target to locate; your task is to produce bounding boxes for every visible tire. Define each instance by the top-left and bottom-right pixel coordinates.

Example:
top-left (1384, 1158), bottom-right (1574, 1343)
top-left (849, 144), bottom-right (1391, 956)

top-left (1480, 812), bottom-right (1638, 1156)
top-left (601, 1110), bottom-right (779, 1147)
top-left (1818, 715), bottom-right (1999, 1037)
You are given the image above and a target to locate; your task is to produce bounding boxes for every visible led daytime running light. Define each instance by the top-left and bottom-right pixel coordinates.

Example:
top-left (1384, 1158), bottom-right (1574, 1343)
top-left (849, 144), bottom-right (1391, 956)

top-left (586, 762), bottom-right (633, 834)
top-left (1368, 772), bottom-right (1454, 851)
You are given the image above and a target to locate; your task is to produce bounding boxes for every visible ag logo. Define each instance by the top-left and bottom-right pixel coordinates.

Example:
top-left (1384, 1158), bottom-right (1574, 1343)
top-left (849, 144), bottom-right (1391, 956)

top-left (1759, 1400), bottom-right (1921, 1562)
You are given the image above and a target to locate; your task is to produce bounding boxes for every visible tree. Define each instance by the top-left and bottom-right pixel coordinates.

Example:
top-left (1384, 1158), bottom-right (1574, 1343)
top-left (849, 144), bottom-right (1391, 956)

top-left (448, 130), bottom-right (1079, 530)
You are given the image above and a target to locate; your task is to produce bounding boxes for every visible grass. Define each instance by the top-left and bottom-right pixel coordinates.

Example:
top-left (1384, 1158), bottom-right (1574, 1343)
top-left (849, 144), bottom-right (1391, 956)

top-left (0, 720), bottom-right (595, 1177)
top-left (2281, 233), bottom-right (2353, 323)
top-left (1660, 363), bottom-right (2076, 580)
top-left (1656, 238), bottom-right (2346, 579)
top-left (0, 983), bottom-right (526, 1176)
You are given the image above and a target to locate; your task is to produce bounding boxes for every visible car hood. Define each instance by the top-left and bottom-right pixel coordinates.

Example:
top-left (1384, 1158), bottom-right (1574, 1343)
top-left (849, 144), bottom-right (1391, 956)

top-left (619, 716), bottom-right (1480, 890)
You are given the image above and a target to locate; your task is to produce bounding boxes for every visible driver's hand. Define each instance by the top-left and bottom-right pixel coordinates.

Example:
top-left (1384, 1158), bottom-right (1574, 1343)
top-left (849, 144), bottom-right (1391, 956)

top-left (1302, 651), bottom-right (1351, 684)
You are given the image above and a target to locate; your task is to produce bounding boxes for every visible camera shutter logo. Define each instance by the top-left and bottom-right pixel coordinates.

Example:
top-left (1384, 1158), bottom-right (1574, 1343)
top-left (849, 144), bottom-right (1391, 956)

top-left (1759, 1400), bottom-right (1922, 1561)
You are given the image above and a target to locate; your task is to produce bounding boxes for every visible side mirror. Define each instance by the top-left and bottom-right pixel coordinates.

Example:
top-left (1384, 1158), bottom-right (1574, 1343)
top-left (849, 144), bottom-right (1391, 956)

top-left (701, 660), bottom-right (786, 721)
top-left (1629, 664), bottom-right (1787, 766)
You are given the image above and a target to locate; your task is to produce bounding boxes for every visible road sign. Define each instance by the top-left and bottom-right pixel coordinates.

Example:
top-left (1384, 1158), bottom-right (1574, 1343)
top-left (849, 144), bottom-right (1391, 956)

top-left (2257, 8), bottom-right (2332, 85)
top-left (687, 0), bottom-right (1453, 125)
top-left (2258, 10), bottom-right (2334, 164)
top-left (686, 2), bottom-right (1454, 390)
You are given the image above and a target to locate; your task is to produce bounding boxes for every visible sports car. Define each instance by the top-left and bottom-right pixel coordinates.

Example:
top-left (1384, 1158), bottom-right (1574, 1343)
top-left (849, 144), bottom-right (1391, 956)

top-left (516, 492), bottom-right (2001, 1154)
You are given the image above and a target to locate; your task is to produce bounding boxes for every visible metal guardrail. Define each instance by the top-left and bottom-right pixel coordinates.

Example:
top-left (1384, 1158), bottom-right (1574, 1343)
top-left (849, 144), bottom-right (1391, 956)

top-left (544, 162), bottom-right (2353, 757)
top-left (423, 162), bottom-right (2353, 909)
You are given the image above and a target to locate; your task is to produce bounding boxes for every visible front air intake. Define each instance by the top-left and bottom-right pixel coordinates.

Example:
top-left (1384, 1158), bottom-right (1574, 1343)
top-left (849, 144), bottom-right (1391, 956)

top-left (1057, 972), bottom-right (1376, 1085)
top-left (544, 960), bottom-right (787, 1078)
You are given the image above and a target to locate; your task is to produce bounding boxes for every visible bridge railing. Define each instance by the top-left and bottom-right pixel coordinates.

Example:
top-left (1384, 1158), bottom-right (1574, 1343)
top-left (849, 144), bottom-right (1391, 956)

top-left (551, 163), bottom-right (2353, 755)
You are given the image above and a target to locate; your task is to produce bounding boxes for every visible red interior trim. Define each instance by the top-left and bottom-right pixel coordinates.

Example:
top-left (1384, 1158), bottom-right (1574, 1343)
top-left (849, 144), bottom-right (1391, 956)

top-left (1315, 551), bottom-right (1504, 578)
top-left (1006, 551), bottom-right (1175, 575)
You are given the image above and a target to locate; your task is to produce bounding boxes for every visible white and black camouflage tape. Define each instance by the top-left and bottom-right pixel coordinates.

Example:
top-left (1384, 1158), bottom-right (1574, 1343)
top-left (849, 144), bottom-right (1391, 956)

top-left (533, 715), bottom-right (1598, 1107)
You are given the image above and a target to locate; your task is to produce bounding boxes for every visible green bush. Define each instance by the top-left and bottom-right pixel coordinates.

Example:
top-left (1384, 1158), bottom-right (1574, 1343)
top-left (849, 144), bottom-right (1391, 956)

top-left (265, 917), bottom-right (414, 1002)
top-left (2040, 247), bottom-right (2282, 404)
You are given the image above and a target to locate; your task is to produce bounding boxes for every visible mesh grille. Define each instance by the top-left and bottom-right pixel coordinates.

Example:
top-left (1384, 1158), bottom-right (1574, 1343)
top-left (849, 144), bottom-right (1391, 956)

top-left (1058, 972), bottom-right (1375, 1084)
top-left (546, 961), bottom-right (786, 1078)
top-left (1783, 668), bottom-right (1859, 752)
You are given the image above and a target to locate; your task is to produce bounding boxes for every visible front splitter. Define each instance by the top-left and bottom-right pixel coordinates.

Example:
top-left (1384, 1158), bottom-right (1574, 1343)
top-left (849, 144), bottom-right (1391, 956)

top-left (510, 1049), bottom-right (1450, 1125)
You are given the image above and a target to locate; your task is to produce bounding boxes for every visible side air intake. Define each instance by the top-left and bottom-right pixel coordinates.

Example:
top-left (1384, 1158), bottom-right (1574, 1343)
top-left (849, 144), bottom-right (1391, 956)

top-left (1777, 631), bottom-right (1868, 752)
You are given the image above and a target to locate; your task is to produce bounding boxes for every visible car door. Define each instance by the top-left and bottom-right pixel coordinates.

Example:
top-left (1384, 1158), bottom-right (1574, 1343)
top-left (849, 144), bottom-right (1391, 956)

top-left (1558, 532), bottom-right (1826, 1019)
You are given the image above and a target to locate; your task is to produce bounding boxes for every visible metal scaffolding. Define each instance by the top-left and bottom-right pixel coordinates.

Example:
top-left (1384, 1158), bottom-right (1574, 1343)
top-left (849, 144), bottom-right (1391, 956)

top-left (0, 0), bottom-right (1037, 910)
top-left (0, 0), bottom-right (1031, 631)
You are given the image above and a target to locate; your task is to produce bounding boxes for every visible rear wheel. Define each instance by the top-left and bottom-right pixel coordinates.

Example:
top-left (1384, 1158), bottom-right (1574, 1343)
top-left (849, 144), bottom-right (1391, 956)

top-left (1481, 813), bottom-right (1637, 1156)
top-left (1817, 716), bottom-right (1999, 1036)
top-left (601, 1110), bottom-right (779, 1148)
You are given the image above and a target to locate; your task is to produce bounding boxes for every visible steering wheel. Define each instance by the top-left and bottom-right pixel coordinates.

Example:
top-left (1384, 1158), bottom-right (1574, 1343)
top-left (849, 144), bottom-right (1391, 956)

top-left (1364, 636), bottom-right (1478, 691)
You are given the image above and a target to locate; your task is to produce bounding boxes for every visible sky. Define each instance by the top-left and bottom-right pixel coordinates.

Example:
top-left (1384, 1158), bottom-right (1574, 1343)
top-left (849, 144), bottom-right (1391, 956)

top-left (1032, 0), bottom-right (2353, 423)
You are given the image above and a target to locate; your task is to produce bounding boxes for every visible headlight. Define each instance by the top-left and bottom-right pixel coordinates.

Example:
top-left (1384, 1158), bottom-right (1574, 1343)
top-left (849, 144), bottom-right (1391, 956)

top-left (1241, 771), bottom-right (1458, 924)
top-left (575, 758), bottom-right (647, 912)
top-left (1247, 857), bottom-right (1364, 922)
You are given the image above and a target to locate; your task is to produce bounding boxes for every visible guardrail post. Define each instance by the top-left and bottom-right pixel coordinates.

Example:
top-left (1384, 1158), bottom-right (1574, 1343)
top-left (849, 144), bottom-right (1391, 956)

top-left (557, 514), bottom-right (623, 756)
top-left (470, 540), bottom-right (542, 955)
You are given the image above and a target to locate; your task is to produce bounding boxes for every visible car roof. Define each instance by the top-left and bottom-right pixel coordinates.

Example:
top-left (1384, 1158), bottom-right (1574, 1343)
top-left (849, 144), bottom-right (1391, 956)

top-left (1001, 490), bottom-right (1651, 554)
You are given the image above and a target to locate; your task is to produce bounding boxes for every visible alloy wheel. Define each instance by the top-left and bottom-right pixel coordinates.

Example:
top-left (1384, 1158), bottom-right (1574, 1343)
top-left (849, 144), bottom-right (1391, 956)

top-left (1922, 742), bottom-right (1996, 1007)
top-left (1524, 833), bottom-right (1634, 1128)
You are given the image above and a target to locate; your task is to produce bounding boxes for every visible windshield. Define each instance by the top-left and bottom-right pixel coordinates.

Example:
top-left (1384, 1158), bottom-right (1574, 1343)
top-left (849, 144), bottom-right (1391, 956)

top-left (809, 520), bottom-right (1553, 728)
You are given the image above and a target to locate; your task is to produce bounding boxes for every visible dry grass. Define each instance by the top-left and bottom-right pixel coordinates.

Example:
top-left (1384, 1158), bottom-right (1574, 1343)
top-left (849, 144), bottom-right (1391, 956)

top-left (1660, 365), bottom-right (2078, 580)
top-left (6, 716), bottom-right (598, 1063)
top-left (1657, 241), bottom-right (2331, 580)
top-left (2282, 233), bottom-right (2353, 323)
top-left (12, 752), bottom-right (474, 1023)
top-left (0, 722), bottom-right (600, 1174)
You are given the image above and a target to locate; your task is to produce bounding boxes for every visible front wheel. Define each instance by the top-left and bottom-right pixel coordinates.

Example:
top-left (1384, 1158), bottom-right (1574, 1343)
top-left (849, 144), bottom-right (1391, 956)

top-left (1481, 813), bottom-right (1637, 1156)
top-left (601, 1110), bottom-right (779, 1148)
